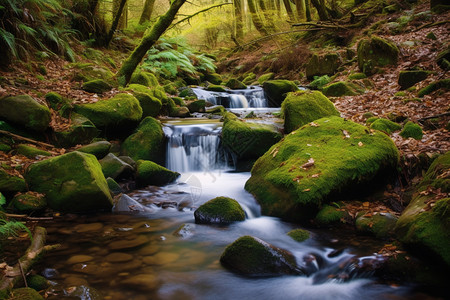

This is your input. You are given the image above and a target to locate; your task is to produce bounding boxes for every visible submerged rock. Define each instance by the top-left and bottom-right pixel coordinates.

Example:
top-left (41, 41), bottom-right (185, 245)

top-left (220, 235), bottom-right (303, 276)
top-left (194, 196), bottom-right (245, 225)
top-left (0, 95), bottom-right (51, 131)
top-left (245, 116), bottom-right (399, 222)
top-left (112, 194), bottom-right (152, 213)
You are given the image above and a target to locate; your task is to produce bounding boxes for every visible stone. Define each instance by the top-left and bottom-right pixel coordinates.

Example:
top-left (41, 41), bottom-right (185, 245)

top-left (0, 168), bottom-right (27, 194)
top-left (99, 153), bottom-right (134, 180)
top-left (257, 73), bottom-right (275, 84)
top-left (173, 223), bottom-right (195, 239)
top-left (309, 75), bottom-right (331, 89)
top-left (194, 196), bottom-right (246, 225)
top-left (203, 73), bottom-right (222, 85)
top-left (11, 192), bottom-right (47, 212)
top-left (77, 141), bottom-right (111, 159)
top-left (226, 79), bottom-right (247, 90)
top-left (0, 95), bottom-right (51, 131)
top-left (417, 79), bottom-right (450, 97)
top-left (109, 235), bottom-right (149, 250)
top-left (282, 90), bottom-right (340, 133)
top-left (121, 274), bottom-right (160, 291)
top-left (26, 275), bottom-right (49, 291)
top-left (287, 229), bottom-right (310, 242)
top-left (398, 70), bottom-right (430, 90)
top-left (67, 255), bottom-right (94, 265)
top-left (124, 84), bottom-right (162, 118)
top-left (245, 116), bottom-right (399, 222)
top-left (314, 205), bottom-right (347, 226)
top-left (143, 252), bottom-right (180, 265)
top-left (45, 92), bottom-right (72, 113)
top-left (106, 177), bottom-right (122, 195)
top-left (322, 81), bottom-right (363, 97)
top-left (136, 160), bottom-right (179, 187)
top-left (71, 63), bottom-right (115, 84)
top-left (263, 80), bottom-right (299, 107)
top-left (9, 287), bottom-right (44, 300)
top-left (25, 151), bottom-right (112, 212)
top-left (112, 194), bottom-right (152, 213)
top-left (187, 100), bottom-right (206, 113)
top-left (82, 79), bottom-right (112, 94)
top-left (357, 36), bottom-right (399, 75)
top-left (15, 144), bottom-right (51, 159)
top-left (169, 106), bottom-right (190, 117)
top-left (105, 252), bottom-right (133, 263)
top-left (220, 235), bottom-right (302, 276)
top-left (306, 53), bottom-right (341, 79)
top-left (130, 71), bottom-right (159, 87)
top-left (436, 48), bottom-right (450, 71)
top-left (356, 212), bottom-right (398, 238)
top-left (370, 118), bottom-right (402, 135)
top-left (400, 121), bottom-right (423, 140)
top-left (206, 84), bottom-right (227, 92)
top-left (54, 113), bottom-right (99, 147)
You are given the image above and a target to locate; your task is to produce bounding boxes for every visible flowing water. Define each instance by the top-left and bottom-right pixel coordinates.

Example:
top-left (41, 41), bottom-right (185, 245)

top-left (191, 86), bottom-right (267, 108)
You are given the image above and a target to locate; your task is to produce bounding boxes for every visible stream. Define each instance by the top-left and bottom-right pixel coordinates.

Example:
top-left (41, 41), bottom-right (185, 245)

top-left (35, 89), bottom-right (431, 299)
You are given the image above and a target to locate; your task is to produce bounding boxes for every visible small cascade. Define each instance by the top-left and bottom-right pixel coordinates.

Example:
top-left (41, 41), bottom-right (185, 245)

top-left (163, 120), bottom-right (231, 173)
top-left (191, 86), bottom-right (267, 108)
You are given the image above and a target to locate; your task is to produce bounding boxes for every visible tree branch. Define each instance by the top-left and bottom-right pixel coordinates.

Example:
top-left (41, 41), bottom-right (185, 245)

top-left (169, 3), bottom-right (232, 29)
top-left (0, 130), bottom-right (54, 148)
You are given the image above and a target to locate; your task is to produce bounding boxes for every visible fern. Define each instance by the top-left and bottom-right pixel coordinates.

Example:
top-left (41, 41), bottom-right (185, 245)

top-left (0, 219), bottom-right (32, 242)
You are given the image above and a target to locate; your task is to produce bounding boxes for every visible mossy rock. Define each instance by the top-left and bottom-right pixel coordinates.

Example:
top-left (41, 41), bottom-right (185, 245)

top-left (74, 93), bottom-right (143, 130)
top-left (357, 36), bottom-right (399, 75)
top-left (245, 116), bottom-right (399, 222)
top-left (11, 192), bottom-right (47, 212)
top-left (171, 97), bottom-right (185, 106)
top-left (0, 168), bottom-right (27, 194)
top-left (262, 80), bottom-right (299, 107)
top-left (205, 105), bottom-right (226, 114)
top-left (25, 151), bottom-right (113, 212)
top-left (71, 64), bottom-right (115, 85)
top-left (417, 79), bottom-right (450, 97)
top-left (106, 177), bottom-right (122, 195)
top-left (305, 53), bottom-right (341, 80)
top-left (203, 73), bottom-right (222, 85)
top-left (281, 90), bottom-right (340, 133)
top-left (400, 121), bottom-right (423, 140)
top-left (76, 141), bottom-right (111, 159)
top-left (187, 100), bottom-right (206, 113)
top-left (348, 73), bottom-right (367, 80)
top-left (15, 144), bottom-right (50, 159)
top-left (194, 196), bottom-right (245, 224)
top-left (0, 95), bottom-right (51, 132)
top-left (243, 73), bottom-right (256, 85)
top-left (257, 73), bottom-right (275, 84)
top-left (314, 205), bottom-right (346, 226)
top-left (82, 79), bottom-right (112, 94)
top-left (0, 143), bottom-right (11, 152)
top-left (370, 118), bottom-right (402, 134)
top-left (309, 75), bottom-right (331, 89)
top-left (163, 83), bottom-right (178, 95)
top-left (99, 153), bottom-right (134, 180)
top-left (124, 84), bottom-right (162, 117)
top-left (169, 106), bottom-right (191, 118)
top-left (395, 151), bottom-right (450, 267)
top-left (322, 81), bottom-right (363, 97)
top-left (226, 79), bottom-right (247, 90)
top-left (220, 235), bottom-right (302, 276)
top-left (136, 160), bottom-right (179, 187)
top-left (26, 274), bottom-right (49, 291)
top-left (129, 71), bottom-right (159, 87)
top-left (398, 70), bottom-right (430, 90)
top-left (355, 212), bottom-right (398, 238)
top-left (222, 114), bottom-right (282, 160)
top-left (206, 85), bottom-right (227, 92)
top-left (8, 287), bottom-right (44, 300)
top-left (121, 117), bottom-right (165, 163)
top-left (45, 92), bottom-right (73, 114)
top-left (54, 113), bottom-right (99, 147)
top-left (287, 228), bottom-right (310, 242)
top-left (436, 48), bottom-right (450, 71)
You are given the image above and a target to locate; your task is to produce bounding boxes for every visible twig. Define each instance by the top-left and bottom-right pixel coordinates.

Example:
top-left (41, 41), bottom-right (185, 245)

top-left (18, 261), bottom-right (27, 288)
top-left (0, 130), bottom-right (54, 148)
top-left (416, 20), bottom-right (449, 31)
top-left (5, 213), bottom-right (54, 221)
top-left (418, 112), bottom-right (450, 122)
top-left (170, 3), bottom-right (232, 29)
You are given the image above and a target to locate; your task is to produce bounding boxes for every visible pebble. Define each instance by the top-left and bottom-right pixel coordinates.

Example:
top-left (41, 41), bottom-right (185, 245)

top-left (143, 252), bottom-right (179, 265)
top-left (121, 274), bottom-right (160, 291)
top-left (67, 255), bottom-right (94, 265)
top-left (105, 252), bottom-right (133, 263)
top-left (74, 223), bottom-right (104, 233)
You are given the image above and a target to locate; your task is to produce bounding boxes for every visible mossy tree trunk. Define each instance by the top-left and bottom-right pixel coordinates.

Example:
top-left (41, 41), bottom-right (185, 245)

top-left (282, 0), bottom-right (295, 22)
top-left (259, 0), bottom-right (275, 32)
top-left (139, 0), bottom-right (156, 25)
top-left (295, 0), bottom-right (305, 21)
top-left (310, 0), bottom-right (329, 21)
top-left (234, 0), bottom-right (244, 41)
top-left (248, 0), bottom-right (268, 36)
top-left (305, 0), bottom-right (311, 21)
top-left (117, 0), bottom-right (187, 86)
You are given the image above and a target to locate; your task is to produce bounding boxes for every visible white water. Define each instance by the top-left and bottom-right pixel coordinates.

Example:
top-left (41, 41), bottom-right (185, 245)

top-left (191, 86), bottom-right (267, 108)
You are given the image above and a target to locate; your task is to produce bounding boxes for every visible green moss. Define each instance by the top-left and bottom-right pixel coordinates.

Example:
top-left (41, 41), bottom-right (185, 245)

top-left (77, 141), bottom-right (111, 159)
top-left (315, 205), bottom-right (345, 226)
top-left (322, 81), bottom-right (363, 97)
top-left (194, 196), bottom-right (245, 224)
top-left (45, 92), bottom-right (72, 115)
top-left (370, 118), bottom-right (402, 134)
top-left (124, 84), bottom-right (162, 117)
top-left (257, 73), bottom-right (275, 84)
top-left (398, 70), bottom-right (430, 90)
top-left (0, 143), bottom-right (11, 152)
top-left (226, 78), bottom-right (247, 90)
top-left (245, 116), bottom-right (399, 222)
top-left (187, 100), bottom-right (206, 113)
top-left (366, 117), bottom-right (378, 124)
top-left (203, 73), bottom-right (222, 85)
top-left (106, 177), bottom-right (122, 195)
top-left (357, 36), bottom-right (399, 75)
top-left (417, 79), bottom-right (450, 97)
top-left (309, 75), bottom-right (331, 89)
top-left (306, 53), bottom-right (341, 79)
top-left (243, 73), bottom-right (256, 85)
top-left (82, 79), bottom-right (112, 94)
top-left (206, 84), bottom-right (227, 92)
top-left (136, 160), bottom-right (179, 187)
top-left (16, 144), bottom-right (50, 158)
top-left (9, 287), bottom-right (44, 300)
top-left (71, 64), bottom-right (115, 85)
top-left (362, 112), bottom-right (375, 119)
top-left (54, 113), bottom-right (99, 147)
top-left (164, 83), bottom-right (178, 95)
top-left (355, 213), bottom-right (398, 238)
top-left (400, 121), bottom-right (423, 140)
top-left (287, 228), bottom-right (310, 242)
top-left (11, 192), bottom-right (47, 212)
top-left (121, 117), bottom-right (164, 163)
top-left (262, 80), bottom-right (299, 107)
top-left (394, 91), bottom-right (407, 97)
top-left (436, 48), bottom-right (450, 71)
top-left (0, 168), bottom-right (27, 193)
top-left (348, 73), bottom-right (367, 80)
top-left (99, 153), bottom-right (133, 179)
top-left (281, 90), bottom-right (340, 133)
top-left (129, 71), bottom-right (159, 87)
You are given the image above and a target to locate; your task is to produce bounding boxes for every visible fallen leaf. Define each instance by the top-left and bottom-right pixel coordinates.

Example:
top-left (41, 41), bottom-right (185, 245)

top-left (310, 122), bottom-right (319, 127)
top-left (301, 158), bottom-right (315, 169)
top-left (303, 188), bottom-right (310, 192)
top-left (311, 173), bottom-right (320, 178)
top-left (358, 141), bottom-right (364, 147)
top-left (342, 130), bottom-right (350, 139)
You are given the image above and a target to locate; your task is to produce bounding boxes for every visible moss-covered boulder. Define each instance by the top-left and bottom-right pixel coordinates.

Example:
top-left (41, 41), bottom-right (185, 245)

top-left (121, 117), bottom-right (164, 163)
top-left (314, 204), bottom-right (346, 226)
top-left (309, 75), bottom-right (332, 89)
top-left (54, 113), bottom-right (99, 147)
top-left (263, 80), bottom-right (299, 107)
top-left (417, 79), bottom-right (450, 97)
top-left (220, 235), bottom-right (302, 276)
top-left (206, 84), bottom-right (227, 92)
top-left (82, 79), bottom-right (112, 94)
top-left (130, 71), bottom-right (158, 87)
top-left (357, 36), bottom-right (399, 75)
top-left (45, 92), bottom-right (72, 114)
top-left (398, 70), bottom-right (430, 90)
top-left (257, 73), bottom-right (275, 84)
top-left (26, 274), bottom-right (49, 291)
top-left (99, 153), bottom-right (134, 180)
top-left (370, 118), bottom-right (402, 134)
top-left (194, 196), bottom-right (245, 224)
top-left (187, 100), bottom-right (206, 113)
top-left (15, 144), bottom-right (50, 159)
top-left (136, 160), bottom-right (179, 187)
top-left (281, 90), bottom-right (340, 133)
top-left (436, 48), bottom-right (450, 71)
top-left (25, 151), bottom-right (113, 212)
top-left (0, 95), bottom-right (51, 131)
top-left (245, 116), bottom-right (399, 222)
top-left (222, 114), bottom-right (282, 160)
top-left (75, 93), bottom-right (143, 131)
top-left (77, 141), bottom-right (111, 159)
top-left (11, 192), bottom-right (47, 212)
top-left (203, 73), bottom-right (222, 85)
top-left (348, 73), bottom-right (367, 80)
top-left (395, 151), bottom-right (450, 267)
top-left (287, 228), bottom-right (310, 242)
top-left (169, 106), bottom-right (191, 117)
top-left (243, 73), bottom-right (256, 85)
top-left (400, 121), bottom-right (423, 140)
top-left (305, 53), bottom-right (341, 80)
top-left (226, 79), bottom-right (247, 90)
top-left (322, 81), bottom-right (363, 97)
top-left (71, 63), bottom-right (115, 84)
top-left (0, 168), bottom-right (27, 194)
top-left (124, 84), bottom-right (162, 117)
top-left (8, 287), bottom-right (44, 300)
top-left (355, 212), bottom-right (398, 238)
top-left (106, 177), bottom-right (122, 195)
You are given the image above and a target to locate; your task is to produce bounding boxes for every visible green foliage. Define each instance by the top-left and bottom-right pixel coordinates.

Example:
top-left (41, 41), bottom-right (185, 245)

top-left (0, 218), bottom-right (32, 245)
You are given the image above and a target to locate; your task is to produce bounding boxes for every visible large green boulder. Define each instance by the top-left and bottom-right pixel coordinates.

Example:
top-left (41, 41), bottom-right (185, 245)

top-left (322, 81), bottom-right (364, 97)
top-left (187, 100), bottom-right (206, 113)
top-left (194, 196), bottom-right (245, 224)
top-left (135, 160), bottom-right (179, 187)
top-left (226, 79), bottom-right (247, 90)
top-left (356, 212), bottom-right (398, 238)
top-left (74, 93), bottom-right (143, 130)
top-left (121, 117), bottom-right (165, 163)
top-left (357, 36), bottom-right (399, 75)
top-left (130, 71), bottom-right (159, 87)
top-left (0, 95), bottom-right (51, 131)
top-left (220, 235), bottom-right (302, 276)
top-left (25, 151), bottom-right (113, 212)
top-left (395, 151), bottom-right (450, 267)
top-left (71, 63), bottom-right (115, 85)
top-left (281, 90), bottom-right (340, 133)
top-left (11, 192), bottom-right (47, 212)
top-left (262, 80), bottom-right (299, 107)
top-left (81, 79), bottom-right (112, 94)
top-left (124, 84), bottom-right (162, 117)
top-left (76, 141), bottom-right (111, 159)
top-left (245, 116), bottom-right (399, 222)
top-left (99, 153), bottom-right (134, 180)
top-left (305, 53), bottom-right (341, 80)
top-left (0, 168), bottom-right (27, 194)
top-left (54, 113), bottom-right (99, 147)
top-left (398, 70), bottom-right (430, 90)
top-left (222, 113), bottom-right (282, 160)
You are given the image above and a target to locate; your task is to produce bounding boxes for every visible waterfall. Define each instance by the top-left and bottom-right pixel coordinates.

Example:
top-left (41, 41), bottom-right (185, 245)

top-left (191, 86), bottom-right (267, 108)
top-left (163, 121), bottom-right (232, 173)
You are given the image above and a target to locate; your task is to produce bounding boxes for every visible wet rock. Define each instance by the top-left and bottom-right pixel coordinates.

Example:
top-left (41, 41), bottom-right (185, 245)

top-left (357, 36), bottom-right (399, 75)
top-left (143, 252), bottom-right (180, 265)
top-left (124, 84), bottom-right (162, 118)
top-left (11, 192), bottom-right (47, 212)
top-left (82, 79), bottom-right (112, 94)
top-left (138, 244), bottom-right (160, 256)
top-left (187, 99), bottom-right (206, 113)
top-left (112, 194), bottom-right (153, 213)
top-left (225, 78), bottom-right (247, 90)
top-left (105, 252), bottom-right (133, 263)
top-left (262, 80), bottom-right (299, 107)
top-left (109, 235), bottom-right (149, 250)
top-left (64, 276), bottom-right (88, 286)
top-left (305, 53), bottom-right (341, 79)
top-left (99, 153), bottom-right (134, 180)
top-left (0, 95), bottom-right (51, 131)
top-left (206, 84), bottom-right (227, 92)
top-left (194, 196), bottom-right (246, 225)
top-left (355, 212), bottom-right (398, 238)
top-left (173, 223), bottom-right (195, 239)
top-left (77, 141), bottom-right (111, 159)
top-left (220, 235), bottom-right (303, 276)
top-left (67, 255), bottom-right (94, 265)
top-left (121, 274), bottom-right (160, 291)
top-left (136, 160), bottom-right (180, 187)
top-left (74, 223), bottom-right (104, 233)
top-left (287, 228), bottom-right (310, 242)
top-left (64, 285), bottom-right (103, 300)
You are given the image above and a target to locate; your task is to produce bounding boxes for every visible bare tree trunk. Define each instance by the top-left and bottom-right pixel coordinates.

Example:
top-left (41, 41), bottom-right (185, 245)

top-left (305, 0), bottom-right (311, 21)
top-left (117, 0), bottom-right (187, 86)
top-left (310, 0), bottom-right (329, 21)
top-left (282, 0), bottom-right (295, 22)
top-left (259, 0), bottom-right (275, 31)
top-left (295, 0), bottom-right (305, 21)
top-left (105, 0), bottom-right (127, 47)
top-left (113, 0), bottom-right (128, 30)
top-left (139, 0), bottom-right (156, 25)
top-left (234, 0), bottom-right (244, 41)
top-left (248, 0), bottom-right (268, 35)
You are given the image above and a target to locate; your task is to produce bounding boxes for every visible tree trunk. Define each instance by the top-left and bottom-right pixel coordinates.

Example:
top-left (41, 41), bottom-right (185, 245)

top-left (295, 0), bottom-right (305, 21)
top-left (259, 0), bottom-right (275, 31)
top-left (310, 0), bottom-right (329, 21)
top-left (248, 0), bottom-right (268, 36)
top-left (89, 0), bottom-right (99, 13)
top-left (139, 0), bottom-right (156, 25)
top-left (117, 0), bottom-right (187, 86)
top-left (113, 0), bottom-right (128, 30)
top-left (105, 0), bottom-right (127, 47)
top-left (305, 0), bottom-right (311, 21)
top-left (282, 0), bottom-right (295, 22)
top-left (234, 0), bottom-right (244, 41)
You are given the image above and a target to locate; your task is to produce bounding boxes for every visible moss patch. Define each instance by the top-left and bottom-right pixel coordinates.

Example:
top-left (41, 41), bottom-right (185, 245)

top-left (315, 205), bottom-right (346, 226)
top-left (206, 84), bottom-right (227, 92)
top-left (370, 118), bottom-right (402, 134)
top-left (355, 213), bottom-right (398, 238)
top-left (194, 196), bottom-right (245, 224)
top-left (99, 153), bottom-right (134, 180)
top-left (9, 287), bottom-right (44, 300)
top-left (262, 80), bottom-right (299, 107)
top-left (257, 73), bottom-right (275, 84)
top-left (76, 141), bottom-right (111, 159)
top-left (129, 71), bottom-right (159, 87)
top-left (136, 160), bottom-right (179, 187)
top-left (309, 75), bottom-right (331, 89)
top-left (0, 168), bottom-right (27, 194)
top-left (81, 79), bottom-right (112, 94)
top-left (226, 79), bottom-right (247, 90)
top-left (400, 121), bottom-right (423, 140)
top-left (306, 53), bottom-right (341, 79)
top-left (124, 84), bottom-right (162, 117)
top-left (11, 192), bottom-right (47, 212)
top-left (15, 144), bottom-right (50, 158)
top-left (54, 113), bottom-right (99, 147)
top-left (357, 36), bottom-right (399, 75)
top-left (322, 81), bottom-right (363, 97)
top-left (348, 73), bottom-right (367, 80)
top-left (398, 70), bottom-right (430, 90)
top-left (287, 228), bottom-right (310, 242)
top-left (417, 79), bottom-right (450, 97)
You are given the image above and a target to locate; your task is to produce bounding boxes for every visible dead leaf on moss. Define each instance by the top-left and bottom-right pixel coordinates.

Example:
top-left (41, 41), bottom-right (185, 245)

top-left (301, 158), bottom-right (315, 170)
